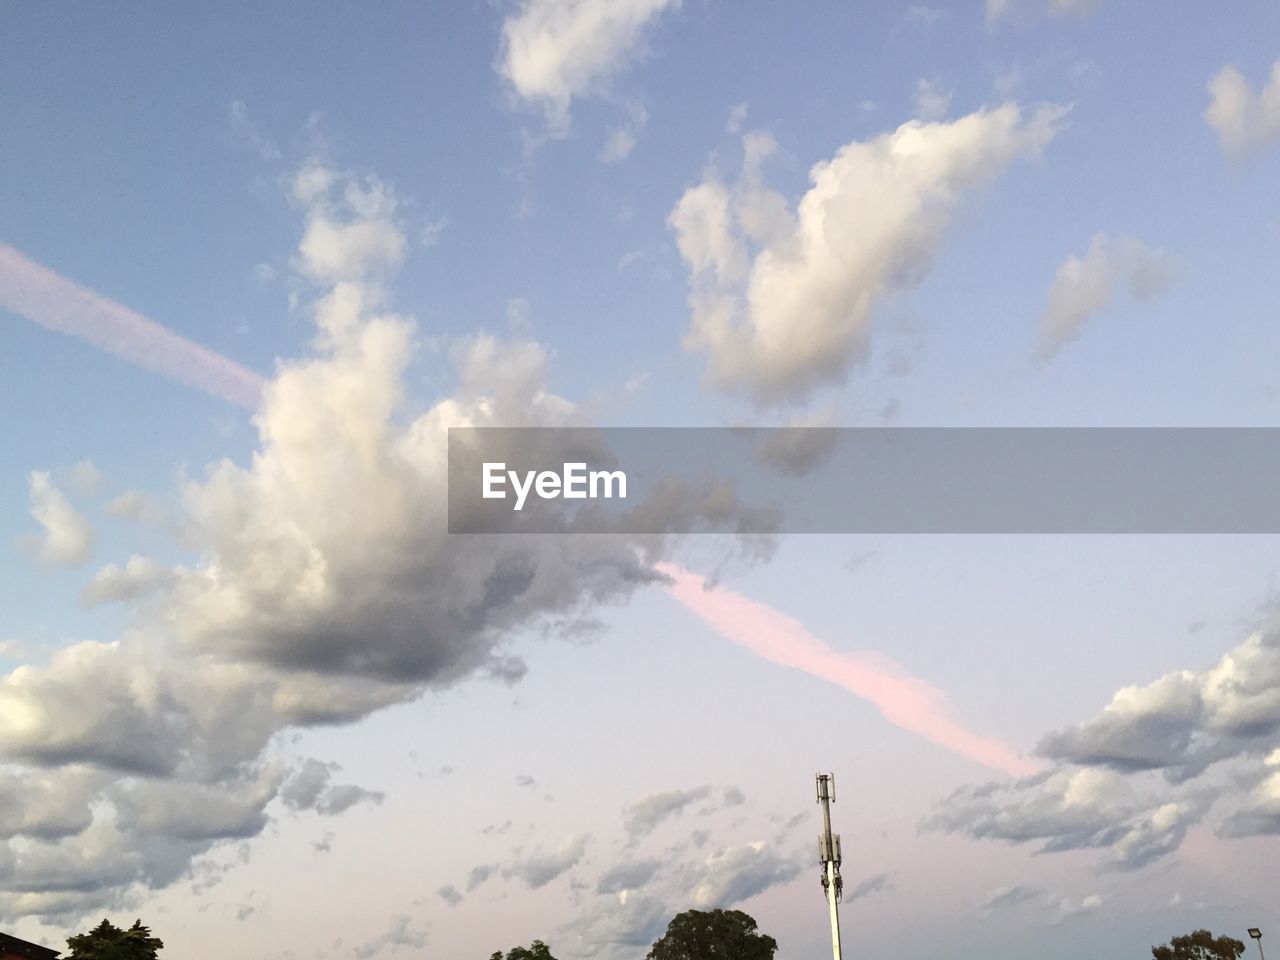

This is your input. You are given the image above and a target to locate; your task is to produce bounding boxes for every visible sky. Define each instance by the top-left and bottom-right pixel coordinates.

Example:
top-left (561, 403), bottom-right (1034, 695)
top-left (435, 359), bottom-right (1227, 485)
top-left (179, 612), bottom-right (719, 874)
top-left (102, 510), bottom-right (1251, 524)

top-left (2, 1), bottom-right (1280, 958)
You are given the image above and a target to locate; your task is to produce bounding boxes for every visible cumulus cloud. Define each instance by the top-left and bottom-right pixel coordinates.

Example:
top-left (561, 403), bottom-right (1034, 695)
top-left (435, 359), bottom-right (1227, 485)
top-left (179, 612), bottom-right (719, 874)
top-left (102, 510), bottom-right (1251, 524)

top-left (1205, 61), bottom-right (1280, 155)
top-left (1034, 234), bottom-right (1175, 363)
top-left (21, 471), bottom-right (95, 568)
top-left (930, 620), bottom-right (1280, 870)
top-left (623, 787), bottom-right (711, 841)
top-left (437, 884), bottom-right (463, 907)
top-left (500, 0), bottom-right (679, 134)
top-left (927, 766), bottom-right (1208, 871)
top-left (0, 160), bottom-right (715, 924)
top-left (670, 103), bottom-right (1065, 406)
top-left (80, 556), bottom-right (173, 608)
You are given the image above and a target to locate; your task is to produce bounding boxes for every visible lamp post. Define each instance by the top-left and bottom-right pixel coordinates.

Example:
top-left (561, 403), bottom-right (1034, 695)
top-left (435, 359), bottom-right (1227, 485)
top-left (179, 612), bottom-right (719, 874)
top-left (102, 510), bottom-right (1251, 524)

top-left (816, 773), bottom-right (842, 960)
top-left (1248, 929), bottom-right (1264, 960)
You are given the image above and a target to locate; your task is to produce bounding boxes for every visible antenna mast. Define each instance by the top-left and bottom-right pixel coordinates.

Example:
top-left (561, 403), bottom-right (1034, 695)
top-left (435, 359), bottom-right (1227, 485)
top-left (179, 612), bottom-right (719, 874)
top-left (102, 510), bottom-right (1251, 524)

top-left (816, 772), bottom-right (843, 960)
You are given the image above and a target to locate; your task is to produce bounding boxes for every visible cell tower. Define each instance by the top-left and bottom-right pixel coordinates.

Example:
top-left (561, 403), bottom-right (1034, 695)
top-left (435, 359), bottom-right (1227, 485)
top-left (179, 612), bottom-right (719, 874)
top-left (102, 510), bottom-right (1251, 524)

top-left (816, 772), bottom-right (843, 960)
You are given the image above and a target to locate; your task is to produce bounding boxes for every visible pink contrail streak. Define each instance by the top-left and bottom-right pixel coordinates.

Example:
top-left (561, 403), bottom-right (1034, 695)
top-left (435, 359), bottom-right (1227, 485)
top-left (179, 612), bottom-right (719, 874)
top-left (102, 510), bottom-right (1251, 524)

top-left (0, 243), bottom-right (264, 409)
top-left (656, 562), bottom-right (1039, 777)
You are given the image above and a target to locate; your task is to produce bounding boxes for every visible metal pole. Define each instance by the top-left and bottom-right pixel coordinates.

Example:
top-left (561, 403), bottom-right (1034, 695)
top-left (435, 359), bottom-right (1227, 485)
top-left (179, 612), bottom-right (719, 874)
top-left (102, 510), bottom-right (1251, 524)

top-left (816, 773), bottom-right (843, 960)
top-left (1257, 938), bottom-right (1266, 960)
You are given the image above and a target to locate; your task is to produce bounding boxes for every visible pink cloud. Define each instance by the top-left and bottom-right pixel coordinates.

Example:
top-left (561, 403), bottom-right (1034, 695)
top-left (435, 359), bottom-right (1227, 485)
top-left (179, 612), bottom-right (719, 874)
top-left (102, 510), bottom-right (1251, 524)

top-left (0, 243), bottom-right (264, 409)
top-left (656, 562), bottom-right (1039, 777)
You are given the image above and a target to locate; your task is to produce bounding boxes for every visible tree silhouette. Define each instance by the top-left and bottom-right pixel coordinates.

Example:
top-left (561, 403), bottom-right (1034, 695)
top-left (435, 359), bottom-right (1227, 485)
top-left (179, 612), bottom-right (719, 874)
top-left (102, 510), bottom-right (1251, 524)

top-left (488, 939), bottom-right (558, 960)
top-left (646, 909), bottom-right (778, 960)
top-left (1152, 930), bottom-right (1247, 960)
top-left (65, 919), bottom-right (163, 960)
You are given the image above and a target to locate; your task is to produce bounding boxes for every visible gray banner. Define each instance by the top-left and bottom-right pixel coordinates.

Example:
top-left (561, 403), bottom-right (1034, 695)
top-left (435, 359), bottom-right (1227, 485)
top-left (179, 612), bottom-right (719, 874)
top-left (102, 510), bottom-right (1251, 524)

top-left (447, 428), bottom-right (1280, 534)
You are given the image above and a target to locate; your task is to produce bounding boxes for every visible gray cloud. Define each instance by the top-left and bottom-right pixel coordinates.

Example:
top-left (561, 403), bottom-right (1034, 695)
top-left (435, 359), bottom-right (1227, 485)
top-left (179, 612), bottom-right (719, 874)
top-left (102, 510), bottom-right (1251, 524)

top-left (511, 834), bottom-right (589, 889)
top-left (623, 787), bottom-right (711, 841)
top-left (353, 914), bottom-right (427, 960)
top-left (980, 883), bottom-right (1040, 915)
top-left (846, 872), bottom-right (892, 902)
top-left (437, 884), bottom-right (463, 907)
top-left (466, 862), bottom-right (497, 892)
top-left (596, 859), bottom-right (661, 895)
top-left (688, 842), bottom-right (803, 909)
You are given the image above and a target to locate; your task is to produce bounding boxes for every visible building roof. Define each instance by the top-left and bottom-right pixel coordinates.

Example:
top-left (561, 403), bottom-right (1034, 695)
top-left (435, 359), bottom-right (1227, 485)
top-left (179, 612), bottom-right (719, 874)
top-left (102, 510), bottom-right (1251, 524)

top-left (0, 932), bottom-right (60, 959)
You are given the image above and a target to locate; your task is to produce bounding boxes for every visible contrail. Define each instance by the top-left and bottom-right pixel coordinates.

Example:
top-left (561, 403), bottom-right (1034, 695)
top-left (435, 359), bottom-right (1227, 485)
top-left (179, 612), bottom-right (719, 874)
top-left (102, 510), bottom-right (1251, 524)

top-left (0, 243), bottom-right (264, 409)
top-left (656, 562), bottom-right (1040, 777)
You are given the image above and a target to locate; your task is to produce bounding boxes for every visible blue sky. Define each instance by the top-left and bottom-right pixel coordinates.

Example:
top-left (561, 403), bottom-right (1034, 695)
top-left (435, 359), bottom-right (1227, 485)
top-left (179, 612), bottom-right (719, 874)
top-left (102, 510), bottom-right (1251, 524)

top-left (2, 1), bottom-right (1280, 958)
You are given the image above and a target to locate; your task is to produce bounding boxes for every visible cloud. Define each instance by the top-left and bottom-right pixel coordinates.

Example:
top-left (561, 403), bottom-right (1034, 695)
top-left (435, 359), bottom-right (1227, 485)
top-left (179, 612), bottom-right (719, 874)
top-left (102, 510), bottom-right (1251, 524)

top-left (0, 243), bottom-right (264, 409)
top-left (600, 106), bottom-right (647, 163)
top-left (0, 161), bottom-right (707, 924)
top-left (437, 884), bottom-right (463, 907)
top-left (511, 833), bottom-right (589, 889)
top-left (926, 766), bottom-right (1208, 871)
top-left (22, 471), bottom-right (95, 568)
top-left (1037, 625), bottom-right (1280, 779)
top-left (846, 872), bottom-right (892, 902)
top-left (688, 842), bottom-right (802, 908)
top-left (722, 787), bottom-right (746, 808)
top-left (499, 0), bottom-right (679, 134)
top-left (1205, 61), bottom-right (1280, 155)
top-left (596, 859), bottom-right (661, 894)
top-left (1034, 234), bottom-right (1175, 363)
top-left (986, 0), bottom-right (1100, 21)
top-left (466, 863), bottom-right (497, 891)
top-left (928, 617), bottom-right (1280, 870)
top-left (980, 883), bottom-right (1040, 916)
top-left (279, 759), bottom-right (384, 816)
top-left (1052, 893), bottom-right (1103, 925)
top-left (353, 914), bottom-right (427, 960)
top-left (913, 79), bottom-right (952, 121)
top-left (669, 104), bottom-right (1065, 406)
top-left (623, 787), bottom-right (711, 840)
top-left (80, 556), bottom-right (174, 608)
top-left (658, 563), bottom-right (1038, 776)
top-left (64, 460), bottom-right (104, 497)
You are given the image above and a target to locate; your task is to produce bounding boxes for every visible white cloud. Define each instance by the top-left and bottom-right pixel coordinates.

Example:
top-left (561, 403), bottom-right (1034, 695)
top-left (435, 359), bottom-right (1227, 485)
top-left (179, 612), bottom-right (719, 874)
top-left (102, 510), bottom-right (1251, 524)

top-left (1205, 61), bottom-right (1280, 155)
top-left (500, 0), bottom-right (679, 134)
top-left (913, 78), bottom-right (952, 121)
top-left (987, 0), bottom-right (1100, 21)
top-left (601, 126), bottom-right (639, 163)
top-left (22, 471), bottom-right (94, 568)
top-left (64, 460), bottom-right (103, 497)
top-left (1052, 892), bottom-right (1103, 924)
top-left (670, 104), bottom-right (1065, 406)
top-left (1034, 233), bottom-right (1175, 363)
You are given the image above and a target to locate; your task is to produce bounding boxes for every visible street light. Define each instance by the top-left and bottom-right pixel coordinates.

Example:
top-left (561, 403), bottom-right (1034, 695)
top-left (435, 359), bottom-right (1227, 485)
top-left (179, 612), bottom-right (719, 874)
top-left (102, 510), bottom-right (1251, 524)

top-left (1248, 928), bottom-right (1264, 960)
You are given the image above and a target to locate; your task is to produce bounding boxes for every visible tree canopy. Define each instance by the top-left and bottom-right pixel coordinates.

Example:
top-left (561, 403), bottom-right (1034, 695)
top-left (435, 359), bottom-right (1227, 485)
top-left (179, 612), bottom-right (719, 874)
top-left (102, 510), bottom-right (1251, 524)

top-left (646, 908), bottom-right (778, 960)
top-left (1152, 930), bottom-right (1247, 960)
top-left (65, 919), bottom-right (164, 960)
top-left (488, 939), bottom-right (558, 960)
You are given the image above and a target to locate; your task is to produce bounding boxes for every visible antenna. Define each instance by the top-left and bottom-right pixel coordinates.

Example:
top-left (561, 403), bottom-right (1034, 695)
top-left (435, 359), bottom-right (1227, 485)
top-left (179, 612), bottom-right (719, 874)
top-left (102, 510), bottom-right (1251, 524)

top-left (816, 772), bottom-right (843, 960)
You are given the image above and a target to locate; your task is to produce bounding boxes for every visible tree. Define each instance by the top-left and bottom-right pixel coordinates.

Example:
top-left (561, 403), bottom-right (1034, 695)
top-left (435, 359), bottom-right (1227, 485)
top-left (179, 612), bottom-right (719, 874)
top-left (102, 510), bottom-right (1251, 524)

top-left (488, 940), bottom-right (558, 960)
top-left (646, 909), bottom-right (778, 960)
top-left (1153, 930), bottom-right (1247, 960)
top-left (65, 919), bottom-right (164, 960)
